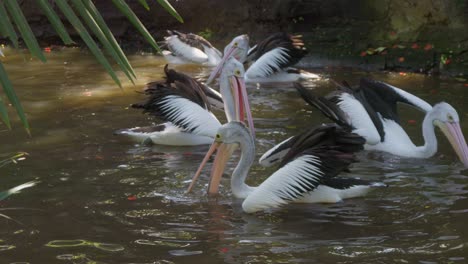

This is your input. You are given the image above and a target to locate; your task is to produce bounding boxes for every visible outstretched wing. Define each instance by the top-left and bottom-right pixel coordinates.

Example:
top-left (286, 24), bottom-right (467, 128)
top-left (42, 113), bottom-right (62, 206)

top-left (132, 82), bottom-right (221, 137)
top-left (245, 33), bottom-right (307, 78)
top-left (358, 78), bottom-right (432, 124)
top-left (296, 82), bottom-right (383, 144)
top-left (243, 125), bottom-right (364, 213)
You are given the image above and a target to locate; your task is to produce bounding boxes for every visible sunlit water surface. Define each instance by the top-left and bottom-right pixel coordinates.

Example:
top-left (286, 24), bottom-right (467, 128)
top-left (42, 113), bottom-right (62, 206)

top-left (0, 48), bottom-right (468, 263)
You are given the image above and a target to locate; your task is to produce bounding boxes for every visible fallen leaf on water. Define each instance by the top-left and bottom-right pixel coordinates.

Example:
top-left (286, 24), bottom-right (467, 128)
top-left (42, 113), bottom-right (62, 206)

top-left (360, 51), bottom-right (367, 57)
top-left (464, 83), bottom-right (468, 87)
top-left (127, 195), bottom-right (137, 201)
top-left (44, 47), bottom-right (51, 53)
top-left (408, 120), bottom-right (416, 124)
top-left (398, 57), bottom-right (405, 62)
top-left (411, 43), bottom-right (419, 49)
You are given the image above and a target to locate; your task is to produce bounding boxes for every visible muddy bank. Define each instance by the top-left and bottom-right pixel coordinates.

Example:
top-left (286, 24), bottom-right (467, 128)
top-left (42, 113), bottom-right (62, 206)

top-left (5, 0), bottom-right (468, 76)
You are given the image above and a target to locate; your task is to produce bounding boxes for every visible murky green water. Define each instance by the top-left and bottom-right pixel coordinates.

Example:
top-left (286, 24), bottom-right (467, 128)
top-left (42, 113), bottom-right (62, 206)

top-left (0, 48), bottom-right (468, 263)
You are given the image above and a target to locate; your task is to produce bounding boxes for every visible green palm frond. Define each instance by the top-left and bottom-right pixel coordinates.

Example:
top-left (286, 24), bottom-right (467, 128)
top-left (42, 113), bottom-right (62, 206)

top-left (0, 0), bottom-right (183, 132)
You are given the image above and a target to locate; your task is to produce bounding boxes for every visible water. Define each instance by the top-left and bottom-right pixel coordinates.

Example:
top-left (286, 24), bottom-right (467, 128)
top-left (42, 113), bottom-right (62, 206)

top-left (0, 48), bottom-right (468, 263)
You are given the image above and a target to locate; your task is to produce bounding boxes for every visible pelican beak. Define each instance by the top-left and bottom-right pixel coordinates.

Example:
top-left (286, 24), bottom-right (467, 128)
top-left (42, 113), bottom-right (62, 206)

top-left (230, 75), bottom-right (255, 139)
top-left (205, 45), bottom-right (237, 85)
top-left (187, 141), bottom-right (220, 193)
top-left (186, 141), bottom-right (236, 195)
top-left (207, 144), bottom-right (237, 195)
top-left (437, 121), bottom-right (468, 167)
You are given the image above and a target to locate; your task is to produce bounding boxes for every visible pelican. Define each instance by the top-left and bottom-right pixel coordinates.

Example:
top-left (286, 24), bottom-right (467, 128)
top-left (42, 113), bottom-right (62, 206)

top-left (261, 80), bottom-right (468, 167)
top-left (161, 30), bottom-right (222, 66)
top-left (116, 60), bottom-right (254, 146)
top-left (206, 33), bottom-right (319, 84)
top-left (188, 122), bottom-right (385, 213)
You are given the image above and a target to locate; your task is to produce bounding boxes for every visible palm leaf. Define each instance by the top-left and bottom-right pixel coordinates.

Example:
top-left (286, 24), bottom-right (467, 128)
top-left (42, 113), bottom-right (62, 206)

top-left (70, 0), bottom-right (135, 84)
top-left (0, 181), bottom-right (38, 201)
top-left (55, 0), bottom-right (123, 88)
top-left (0, 0), bottom-right (184, 130)
top-left (4, 0), bottom-right (46, 62)
top-left (37, 0), bottom-right (75, 45)
top-left (138, 0), bottom-right (151, 10)
top-left (112, 0), bottom-right (162, 53)
top-left (79, 0), bottom-right (136, 83)
top-left (156, 0), bottom-right (184, 23)
top-left (0, 2), bottom-right (19, 48)
top-left (83, 0), bottom-right (137, 79)
top-left (0, 152), bottom-right (28, 168)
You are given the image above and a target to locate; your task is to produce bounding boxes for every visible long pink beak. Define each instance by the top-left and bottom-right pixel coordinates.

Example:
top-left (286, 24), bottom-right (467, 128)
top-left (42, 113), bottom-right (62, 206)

top-left (230, 76), bottom-right (255, 139)
top-left (443, 122), bottom-right (468, 167)
top-left (205, 45), bottom-right (236, 86)
top-left (186, 142), bottom-right (235, 195)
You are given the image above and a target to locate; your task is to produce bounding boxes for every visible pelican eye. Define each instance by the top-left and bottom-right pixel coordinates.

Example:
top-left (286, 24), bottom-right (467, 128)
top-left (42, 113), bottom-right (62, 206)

top-left (235, 69), bottom-right (241, 75)
top-left (447, 114), bottom-right (454, 122)
top-left (234, 42), bottom-right (238, 47)
top-left (215, 134), bottom-right (221, 139)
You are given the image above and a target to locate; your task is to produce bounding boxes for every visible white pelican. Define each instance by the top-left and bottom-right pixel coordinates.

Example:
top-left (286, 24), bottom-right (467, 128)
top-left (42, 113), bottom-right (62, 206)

top-left (116, 60), bottom-right (254, 146)
top-left (260, 81), bottom-right (468, 167)
top-left (188, 122), bottom-right (385, 213)
top-left (161, 30), bottom-right (222, 66)
top-left (206, 33), bottom-right (319, 84)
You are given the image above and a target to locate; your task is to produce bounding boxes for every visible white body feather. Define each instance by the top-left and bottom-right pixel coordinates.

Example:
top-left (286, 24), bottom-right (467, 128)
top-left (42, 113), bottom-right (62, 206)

top-left (166, 36), bottom-right (208, 63)
top-left (118, 96), bottom-right (221, 146)
top-left (337, 93), bottom-right (381, 145)
top-left (244, 46), bottom-right (319, 83)
top-left (163, 36), bottom-right (222, 66)
top-left (364, 118), bottom-right (429, 157)
top-left (295, 184), bottom-right (377, 203)
top-left (116, 123), bottom-right (215, 146)
top-left (245, 69), bottom-right (320, 83)
top-left (242, 155), bottom-right (375, 213)
top-left (158, 95), bottom-right (221, 137)
top-left (245, 48), bottom-right (291, 79)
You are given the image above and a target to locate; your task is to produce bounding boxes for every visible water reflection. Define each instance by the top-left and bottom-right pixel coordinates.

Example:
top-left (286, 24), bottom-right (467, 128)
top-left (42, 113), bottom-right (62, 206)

top-left (0, 48), bottom-right (468, 263)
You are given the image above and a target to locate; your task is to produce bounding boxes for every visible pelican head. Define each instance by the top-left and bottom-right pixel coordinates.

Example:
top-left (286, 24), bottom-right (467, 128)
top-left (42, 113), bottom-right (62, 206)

top-left (432, 102), bottom-right (468, 167)
top-left (187, 122), bottom-right (253, 195)
top-left (223, 34), bottom-right (249, 63)
top-left (205, 34), bottom-right (249, 85)
top-left (219, 57), bottom-right (255, 138)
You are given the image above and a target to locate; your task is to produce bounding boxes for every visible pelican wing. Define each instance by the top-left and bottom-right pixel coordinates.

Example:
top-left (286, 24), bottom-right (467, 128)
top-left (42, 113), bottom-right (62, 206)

top-left (295, 82), bottom-right (382, 144)
top-left (243, 150), bottom-right (359, 213)
top-left (165, 32), bottom-right (208, 63)
top-left (358, 78), bottom-right (433, 123)
top-left (295, 83), bottom-right (350, 128)
top-left (243, 125), bottom-right (365, 213)
top-left (164, 65), bottom-right (214, 110)
top-left (132, 83), bottom-right (221, 137)
top-left (245, 33), bottom-right (307, 78)
top-left (259, 136), bottom-right (295, 167)
top-left (168, 30), bottom-right (215, 50)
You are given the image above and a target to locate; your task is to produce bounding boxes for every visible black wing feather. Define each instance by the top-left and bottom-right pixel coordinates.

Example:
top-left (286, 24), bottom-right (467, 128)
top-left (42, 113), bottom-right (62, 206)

top-left (248, 33), bottom-right (308, 72)
top-left (131, 66), bottom-right (213, 132)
